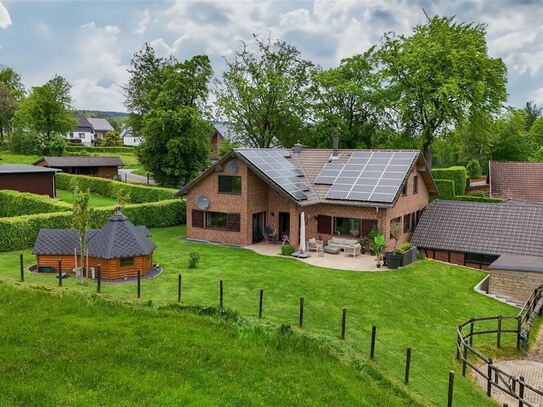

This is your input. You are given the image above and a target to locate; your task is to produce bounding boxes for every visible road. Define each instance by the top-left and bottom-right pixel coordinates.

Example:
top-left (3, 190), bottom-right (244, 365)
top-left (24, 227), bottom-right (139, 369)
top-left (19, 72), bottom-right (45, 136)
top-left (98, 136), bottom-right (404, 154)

top-left (119, 168), bottom-right (157, 185)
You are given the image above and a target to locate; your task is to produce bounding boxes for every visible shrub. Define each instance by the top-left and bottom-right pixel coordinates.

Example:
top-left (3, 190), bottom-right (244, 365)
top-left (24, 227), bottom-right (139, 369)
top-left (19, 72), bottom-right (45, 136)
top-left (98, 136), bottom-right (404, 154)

top-left (64, 145), bottom-right (135, 153)
top-left (465, 160), bottom-right (483, 179)
top-left (397, 242), bottom-right (412, 254)
top-left (56, 173), bottom-right (178, 203)
top-left (434, 179), bottom-right (456, 200)
top-left (278, 323), bottom-right (293, 336)
top-left (432, 166), bottom-right (467, 196)
top-left (281, 244), bottom-right (296, 256)
top-left (187, 251), bottom-right (201, 269)
top-left (0, 190), bottom-right (71, 217)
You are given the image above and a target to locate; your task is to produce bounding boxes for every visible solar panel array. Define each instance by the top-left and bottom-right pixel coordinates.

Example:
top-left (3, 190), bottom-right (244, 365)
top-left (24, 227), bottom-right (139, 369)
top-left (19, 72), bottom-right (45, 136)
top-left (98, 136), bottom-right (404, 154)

top-left (238, 150), bottom-right (310, 201)
top-left (317, 151), bottom-right (418, 203)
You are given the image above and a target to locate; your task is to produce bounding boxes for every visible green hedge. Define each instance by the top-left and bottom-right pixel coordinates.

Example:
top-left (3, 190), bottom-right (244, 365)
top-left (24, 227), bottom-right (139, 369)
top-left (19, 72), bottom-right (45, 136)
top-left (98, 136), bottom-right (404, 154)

top-left (0, 190), bottom-right (71, 218)
top-left (0, 199), bottom-right (185, 251)
top-left (432, 166), bottom-right (467, 196)
top-left (56, 173), bottom-right (178, 203)
top-left (65, 145), bottom-right (135, 153)
top-left (454, 195), bottom-right (503, 203)
top-left (433, 179), bottom-right (455, 200)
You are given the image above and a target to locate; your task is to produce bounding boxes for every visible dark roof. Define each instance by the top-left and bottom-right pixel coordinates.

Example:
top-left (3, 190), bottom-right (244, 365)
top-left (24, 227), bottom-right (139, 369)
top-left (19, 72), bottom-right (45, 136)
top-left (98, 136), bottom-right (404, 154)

top-left (411, 199), bottom-right (543, 257)
top-left (179, 148), bottom-right (436, 208)
top-left (34, 156), bottom-right (124, 168)
top-left (75, 113), bottom-right (93, 132)
top-left (33, 208), bottom-right (155, 259)
top-left (490, 161), bottom-right (543, 203)
top-left (489, 255), bottom-right (543, 273)
top-left (87, 118), bottom-right (114, 132)
top-left (0, 164), bottom-right (60, 174)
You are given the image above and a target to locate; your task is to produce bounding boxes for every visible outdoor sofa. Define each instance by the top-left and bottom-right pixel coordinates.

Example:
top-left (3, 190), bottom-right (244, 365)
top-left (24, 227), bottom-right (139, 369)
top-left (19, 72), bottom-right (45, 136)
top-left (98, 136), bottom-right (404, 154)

top-left (327, 237), bottom-right (359, 251)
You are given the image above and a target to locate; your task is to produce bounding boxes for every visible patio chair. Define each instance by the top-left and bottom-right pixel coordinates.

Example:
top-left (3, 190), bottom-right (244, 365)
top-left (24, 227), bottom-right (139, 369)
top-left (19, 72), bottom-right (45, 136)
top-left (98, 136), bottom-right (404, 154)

top-left (344, 243), bottom-right (361, 258)
top-left (307, 238), bottom-right (324, 252)
top-left (281, 234), bottom-right (290, 246)
top-left (264, 227), bottom-right (276, 243)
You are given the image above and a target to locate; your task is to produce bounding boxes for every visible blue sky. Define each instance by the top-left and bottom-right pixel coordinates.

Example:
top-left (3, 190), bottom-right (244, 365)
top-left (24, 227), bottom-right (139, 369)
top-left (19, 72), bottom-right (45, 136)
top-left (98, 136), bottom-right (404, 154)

top-left (1, 0), bottom-right (542, 112)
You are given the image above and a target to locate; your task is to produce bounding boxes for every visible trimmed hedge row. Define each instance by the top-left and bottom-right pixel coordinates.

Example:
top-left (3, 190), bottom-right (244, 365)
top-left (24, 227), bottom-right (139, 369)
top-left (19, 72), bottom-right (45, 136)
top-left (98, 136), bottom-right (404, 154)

top-left (454, 195), bottom-right (503, 203)
top-left (433, 179), bottom-right (455, 200)
top-left (0, 190), bottom-right (71, 218)
top-left (56, 173), bottom-right (178, 203)
top-left (432, 166), bottom-right (467, 196)
top-left (65, 145), bottom-right (135, 153)
top-left (0, 199), bottom-right (186, 251)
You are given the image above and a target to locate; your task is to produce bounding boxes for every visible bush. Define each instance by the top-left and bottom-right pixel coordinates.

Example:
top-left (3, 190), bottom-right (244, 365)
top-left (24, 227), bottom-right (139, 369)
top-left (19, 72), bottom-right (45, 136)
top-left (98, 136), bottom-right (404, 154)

top-left (281, 244), bottom-right (296, 256)
top-left (397, 242), bottom-right (412, 254)
top-left (465, 160), bottom-right (483, 179)
top-left (187, 251), bottom-right (201, 269)
top-left (432, 166), bottom-right (467, 196)
top-left (64, 145), bottom-right (135, 153)
top-left (56, 173), bottom-right (178, 203)
top-left (0, 190), bottom-right (71, 217)
top-left (434, 179), bottom-right (456, 200)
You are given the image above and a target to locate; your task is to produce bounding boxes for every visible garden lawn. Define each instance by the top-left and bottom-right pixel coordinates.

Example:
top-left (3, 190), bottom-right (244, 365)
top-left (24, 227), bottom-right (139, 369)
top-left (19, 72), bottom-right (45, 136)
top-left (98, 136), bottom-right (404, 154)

top-left (56, 189), bottom-right (118, 207)
top-left (0, 226), bottom-right (526, 406)
top-left (0, 283), bottom-right (423, 406)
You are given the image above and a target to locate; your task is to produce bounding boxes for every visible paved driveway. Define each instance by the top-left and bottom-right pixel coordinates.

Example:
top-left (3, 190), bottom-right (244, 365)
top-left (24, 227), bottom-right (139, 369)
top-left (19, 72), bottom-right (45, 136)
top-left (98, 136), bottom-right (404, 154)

top-left (119, 169), bottom-right (156, 185)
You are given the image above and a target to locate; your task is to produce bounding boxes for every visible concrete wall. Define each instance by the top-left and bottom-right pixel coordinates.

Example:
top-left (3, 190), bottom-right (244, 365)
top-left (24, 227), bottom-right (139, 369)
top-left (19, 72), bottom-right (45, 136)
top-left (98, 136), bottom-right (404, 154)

top-left (489, 268), bottom-right (543, 304)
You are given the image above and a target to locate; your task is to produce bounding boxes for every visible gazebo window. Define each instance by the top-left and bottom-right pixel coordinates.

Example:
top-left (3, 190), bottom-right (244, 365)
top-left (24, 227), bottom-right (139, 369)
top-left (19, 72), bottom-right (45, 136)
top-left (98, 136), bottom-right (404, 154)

top-left (120, 257), bottom-right (134, 267)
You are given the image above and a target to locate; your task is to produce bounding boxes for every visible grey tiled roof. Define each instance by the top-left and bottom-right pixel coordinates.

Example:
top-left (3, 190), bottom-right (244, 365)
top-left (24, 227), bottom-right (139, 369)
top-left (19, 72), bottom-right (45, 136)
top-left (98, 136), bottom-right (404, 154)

top-left (490, 161), bottom-right (543, 203)
top-left (33, 209), bottom-right (155, 259)
top-left (0, 164), bottom-right (60, 174)
top-left (36, 156), bottom-right (124, 167)
top-left (411, 199), bottom-right (543, 257)
top-left (489, 255), bottom-right (543, 273)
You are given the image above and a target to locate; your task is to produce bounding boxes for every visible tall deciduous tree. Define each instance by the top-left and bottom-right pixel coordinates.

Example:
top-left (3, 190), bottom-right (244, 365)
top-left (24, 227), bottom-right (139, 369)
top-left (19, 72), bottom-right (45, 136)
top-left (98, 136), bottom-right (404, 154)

top-left (378, 16), bottom-right (507, 166)
top-left (525, 101), bottom-right (542, 131)
top-left (215, 36), bottom-right (314, 148)
top-left (0, 65), bottom-right (25, 142)
top-left (310, 49), bottom-right (384, 148)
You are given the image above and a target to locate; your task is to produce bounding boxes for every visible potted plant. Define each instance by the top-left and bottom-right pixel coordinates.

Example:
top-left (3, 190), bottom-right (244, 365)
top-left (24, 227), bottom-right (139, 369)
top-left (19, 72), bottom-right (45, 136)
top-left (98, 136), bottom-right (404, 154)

top-left (397, 242), bottom-right (417, 266)
top-left (386, 221), bottom-right (403, 269)
top-left (367, 225), bottom-right (380, 255)
top-left (373, 234), bottom-right (385, 268)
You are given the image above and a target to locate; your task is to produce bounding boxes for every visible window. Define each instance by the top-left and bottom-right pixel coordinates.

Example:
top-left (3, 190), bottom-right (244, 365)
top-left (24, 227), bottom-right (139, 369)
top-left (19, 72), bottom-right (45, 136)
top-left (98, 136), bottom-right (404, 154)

top-left (390, 217), bottom-right (401, 238)
top-left (334, 217), bottom-right (361, 237)
top-left (219, 175), bottom-right (241, 194)
top-left (402, 183), bottom-right (407, 195)
top-left (206, 211), bottom-right (229, 229)
top-left (464, 253), bottom-right (498, 265)
top-left (413, 176), bottom-right (419, 194)
top-left (120, 257), bottom-right (134, 267)
top-left (78, 132), bottom-right (85, 138)
top-left (403, 214), bottom-right (411, 233)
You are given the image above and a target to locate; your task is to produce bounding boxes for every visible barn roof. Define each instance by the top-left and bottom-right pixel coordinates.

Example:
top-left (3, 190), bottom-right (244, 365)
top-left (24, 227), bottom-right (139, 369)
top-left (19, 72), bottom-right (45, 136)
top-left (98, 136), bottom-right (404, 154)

top-left (34, 156), bottom-right (124, 168)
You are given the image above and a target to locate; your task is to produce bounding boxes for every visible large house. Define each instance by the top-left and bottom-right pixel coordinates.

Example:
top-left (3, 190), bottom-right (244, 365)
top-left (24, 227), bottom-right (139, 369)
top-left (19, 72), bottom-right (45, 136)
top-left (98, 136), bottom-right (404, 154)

top-left (178, 144), bottom-right (436, 250)
top-left (67, 114), bottom-right (114, 146)
top-left (33, 207), bottom-right (156, 280)
top-left (34, 156), bottom-right (124, 179)
top-left (0, 164), bottom-right (60, 197)
top-left (120, 127), bottom-right (141, 146)
top-left (489, 161), bottom-right (543, 203)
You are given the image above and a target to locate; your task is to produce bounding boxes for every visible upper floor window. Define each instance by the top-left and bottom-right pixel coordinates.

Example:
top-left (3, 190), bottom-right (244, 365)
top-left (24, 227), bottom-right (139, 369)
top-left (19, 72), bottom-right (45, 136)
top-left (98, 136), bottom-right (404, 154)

top-left (413, 176), bottom-right (419, 194)
top-left (219, 175), bottom-right (241, 194)
top-left (402, 183), bottom-right (407, 195)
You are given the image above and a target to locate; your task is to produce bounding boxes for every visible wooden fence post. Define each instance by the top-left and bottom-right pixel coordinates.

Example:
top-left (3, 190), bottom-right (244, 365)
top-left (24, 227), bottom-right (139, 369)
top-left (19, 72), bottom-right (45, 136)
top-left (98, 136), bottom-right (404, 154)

top-left (370, 325), bottom-right (376, 359)
top-left (519, 376), bottom-right (525, 407)
top-left (404, 347), bottom-right (412, 385)
top-left (456, 328), bottom-right (461, 360)
top-left (97, 264), bottom-right (101, 293)
top-left (299, 297), bottom-right (304, 328)
top-left (258, 289), bottom-right (263, 319)
top-left (487, 358), bottom-right (493, 397)
top-left (462, 342), bottom-right (468, 377)
top-left (219, 280), bottom-right (224, 308)
top-left (177, 274), bottom-right (182, 303)
top-left (20, 253), bottom-right (24, 282)
top-left (447, 370), bottom-right (454, 407)
top-left (341, 308), bottom-right (347, 340)
top-left (58, 258), bottom-right (62, 287)
top-left (469, 318), bottom-right (474, 346)
top-left (517, 317), bottom-right (522, 350)
top-left (497, 316), bottom-right (502, 349)
top-left (137, 269), bottom-right (141, 298)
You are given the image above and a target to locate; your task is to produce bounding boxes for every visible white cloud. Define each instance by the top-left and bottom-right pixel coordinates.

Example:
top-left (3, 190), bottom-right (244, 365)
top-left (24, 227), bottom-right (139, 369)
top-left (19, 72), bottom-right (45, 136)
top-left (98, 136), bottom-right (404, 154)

top-left (135, 9), bottom-right (150, 35)
top-left (0, 1), bottom-right (11, 29)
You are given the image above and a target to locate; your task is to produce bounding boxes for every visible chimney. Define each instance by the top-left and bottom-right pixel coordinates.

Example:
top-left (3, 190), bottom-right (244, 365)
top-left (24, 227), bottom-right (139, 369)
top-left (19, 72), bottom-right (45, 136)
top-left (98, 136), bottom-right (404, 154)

top-left (329, 134), bottom-right (339, 161)
top-left (293, 142), bottom-right (303, 155)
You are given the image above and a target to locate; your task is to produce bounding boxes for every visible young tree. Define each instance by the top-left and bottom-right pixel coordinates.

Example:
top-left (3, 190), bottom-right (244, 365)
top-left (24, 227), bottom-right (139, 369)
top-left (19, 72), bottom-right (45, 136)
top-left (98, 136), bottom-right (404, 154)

top-left (378, 16), bottom-right (507, 166)
top-left (11, 75), bottom-right (76, 154)
top-left (72, 187), bottom-right (90, 277)
top-left (215, 36), bottom-right (314, 148)
top-left (0, 65), bottom-right (25, 142)
top-left (310, 49), bottom-right (384, 148)
top-left (103, 130), bottom-right (122, 146)
top-left (525, 101), bottom-right (542, 130)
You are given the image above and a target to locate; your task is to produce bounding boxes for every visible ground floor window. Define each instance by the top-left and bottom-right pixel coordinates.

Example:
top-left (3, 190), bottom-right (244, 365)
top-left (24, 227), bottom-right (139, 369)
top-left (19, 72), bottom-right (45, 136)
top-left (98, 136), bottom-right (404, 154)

top-left (120, 257), bottom-right (134, 267)
top-left (334, 217), bottom-right (361, 237)
top-left (464, 253), bottom-right (498, 265)
top-left (206, 211), bottom-right (228, 229)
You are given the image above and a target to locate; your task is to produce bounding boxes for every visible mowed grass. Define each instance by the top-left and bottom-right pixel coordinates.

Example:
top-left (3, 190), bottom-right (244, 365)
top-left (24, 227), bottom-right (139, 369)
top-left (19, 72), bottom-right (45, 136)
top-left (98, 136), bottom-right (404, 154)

top-left (0, 226), bottom-right (526, 406)
top-left (0, 283), bottom-right (425, 406)
top-left (56, 189), bottom-right (118, 207)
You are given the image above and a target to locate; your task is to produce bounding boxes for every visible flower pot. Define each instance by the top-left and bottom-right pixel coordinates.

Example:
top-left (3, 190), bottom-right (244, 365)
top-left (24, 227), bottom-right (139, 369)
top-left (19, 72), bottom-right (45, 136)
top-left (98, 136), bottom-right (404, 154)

top-left (387, 253), bottom-right (403, 269)
top-left (401, 247), bottom-right (418, 266)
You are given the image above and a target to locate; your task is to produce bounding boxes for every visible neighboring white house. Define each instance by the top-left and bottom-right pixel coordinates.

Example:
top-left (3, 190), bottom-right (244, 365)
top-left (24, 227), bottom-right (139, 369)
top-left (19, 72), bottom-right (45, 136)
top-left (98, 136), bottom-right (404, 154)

top-left (120, 127), bottom-right (142, 146)
top-left (66, 114), bottom-right (115, 147)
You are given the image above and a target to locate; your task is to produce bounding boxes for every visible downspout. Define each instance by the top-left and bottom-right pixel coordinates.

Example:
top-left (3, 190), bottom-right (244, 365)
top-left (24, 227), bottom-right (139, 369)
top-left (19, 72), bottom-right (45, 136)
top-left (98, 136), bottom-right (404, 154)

top-left (376, 207), bottom-right (380, 231)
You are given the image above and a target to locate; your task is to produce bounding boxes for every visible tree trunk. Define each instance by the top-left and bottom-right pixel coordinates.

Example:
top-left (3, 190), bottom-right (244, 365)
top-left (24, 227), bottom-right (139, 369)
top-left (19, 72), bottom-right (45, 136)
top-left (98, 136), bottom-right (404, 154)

top-left (422, 145), bottom-right (433, 170)
top-left (0, 127), bottom-right (3, 143)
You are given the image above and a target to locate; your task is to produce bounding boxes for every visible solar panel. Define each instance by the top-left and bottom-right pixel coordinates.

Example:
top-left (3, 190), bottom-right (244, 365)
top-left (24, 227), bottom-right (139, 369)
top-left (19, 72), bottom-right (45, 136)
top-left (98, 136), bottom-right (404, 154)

top-left (314, 163), bottom-right (345, 184)
top-left (238, 150), bottom-right (309, 201)
top-left (324, 151), bottom-right (418, 203)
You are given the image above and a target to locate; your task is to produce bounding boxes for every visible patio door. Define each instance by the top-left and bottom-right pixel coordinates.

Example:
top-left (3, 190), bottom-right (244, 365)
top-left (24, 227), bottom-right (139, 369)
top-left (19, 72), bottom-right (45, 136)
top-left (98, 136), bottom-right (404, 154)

top-left (278, 212), bottom-right (290, 238)
top-left (252, 212), bottom-right (266, 243)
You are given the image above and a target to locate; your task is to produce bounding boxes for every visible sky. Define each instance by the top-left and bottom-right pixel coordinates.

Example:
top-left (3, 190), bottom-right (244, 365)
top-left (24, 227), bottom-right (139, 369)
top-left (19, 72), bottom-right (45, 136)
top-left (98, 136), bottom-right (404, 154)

top-left (0, 0), bottom-right (542, 112)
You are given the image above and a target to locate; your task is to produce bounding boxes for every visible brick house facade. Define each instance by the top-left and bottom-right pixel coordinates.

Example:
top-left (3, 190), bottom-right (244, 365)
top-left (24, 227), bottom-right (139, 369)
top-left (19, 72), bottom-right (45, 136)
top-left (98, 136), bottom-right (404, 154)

top-left (182, 148), bottom-right (434, 250)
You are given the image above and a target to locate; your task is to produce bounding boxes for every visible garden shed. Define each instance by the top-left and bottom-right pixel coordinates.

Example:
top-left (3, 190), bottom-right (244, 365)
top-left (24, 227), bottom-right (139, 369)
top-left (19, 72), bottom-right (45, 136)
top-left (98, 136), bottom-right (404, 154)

top-left (0, 164), bottom-right (60, 197)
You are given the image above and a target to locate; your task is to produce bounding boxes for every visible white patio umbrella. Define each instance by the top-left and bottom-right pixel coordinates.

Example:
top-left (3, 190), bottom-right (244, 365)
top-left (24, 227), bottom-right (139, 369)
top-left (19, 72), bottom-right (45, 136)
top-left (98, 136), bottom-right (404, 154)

top-left (299, 212), bottom-right (306, 253)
